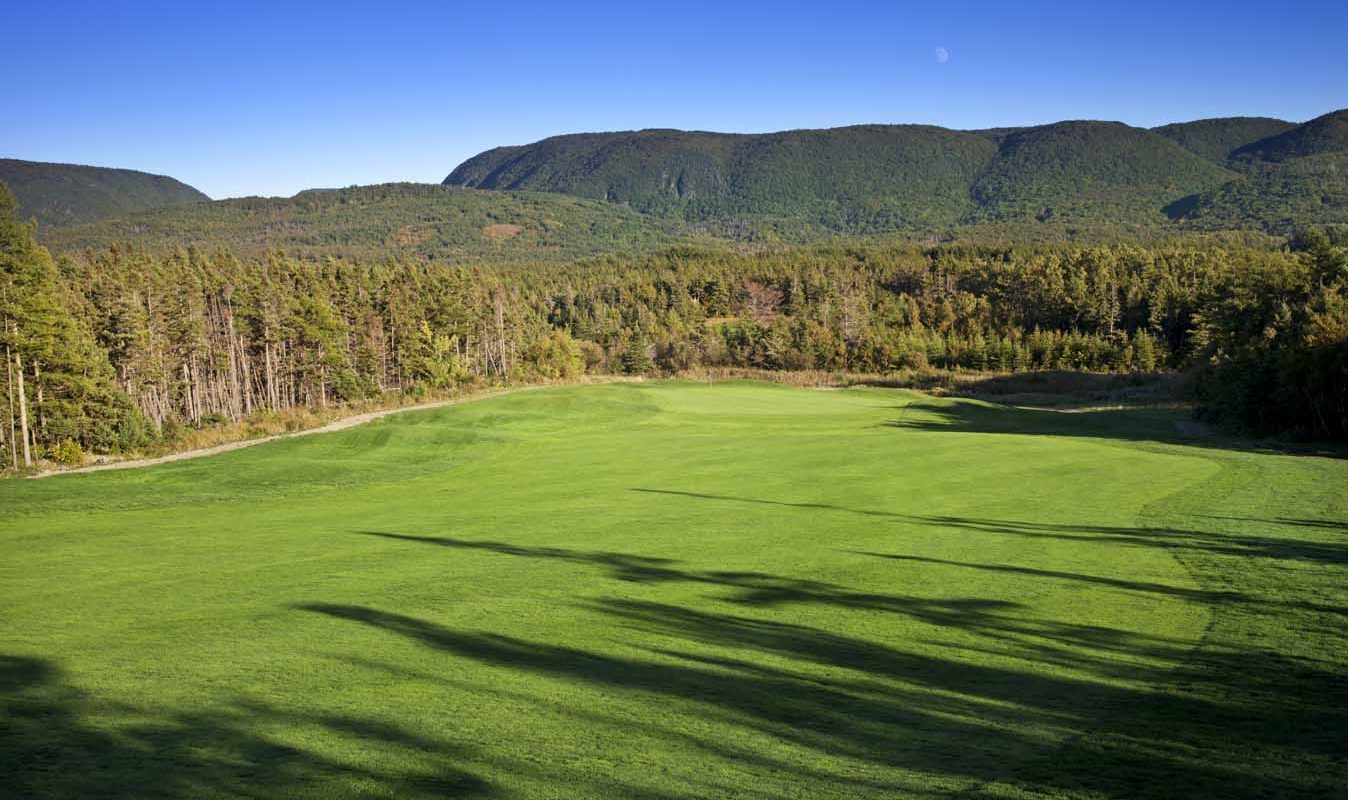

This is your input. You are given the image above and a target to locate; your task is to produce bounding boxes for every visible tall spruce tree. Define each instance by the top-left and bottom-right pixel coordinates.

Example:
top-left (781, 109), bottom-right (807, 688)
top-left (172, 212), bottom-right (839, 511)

top-left (0, 184), bottom-right (138, 458)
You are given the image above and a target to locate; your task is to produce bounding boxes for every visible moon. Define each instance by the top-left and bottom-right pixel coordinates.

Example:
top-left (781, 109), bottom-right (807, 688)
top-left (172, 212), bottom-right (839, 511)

top-left (935, 47), bottom-right (950, 64)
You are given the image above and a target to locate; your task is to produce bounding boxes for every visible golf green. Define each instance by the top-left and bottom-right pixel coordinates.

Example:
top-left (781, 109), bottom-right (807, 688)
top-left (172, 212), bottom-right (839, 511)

top-left (2, 381), bottom-right (1345, 799)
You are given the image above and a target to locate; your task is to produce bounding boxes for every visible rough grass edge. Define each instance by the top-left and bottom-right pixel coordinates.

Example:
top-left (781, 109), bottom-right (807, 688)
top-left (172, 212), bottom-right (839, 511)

top-left (20, 376), bottom-right (644, 479)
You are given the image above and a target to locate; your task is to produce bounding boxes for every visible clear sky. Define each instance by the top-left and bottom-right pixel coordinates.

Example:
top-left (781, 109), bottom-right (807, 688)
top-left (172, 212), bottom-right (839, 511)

top-left (6, 0), bottom-right (1345, 199)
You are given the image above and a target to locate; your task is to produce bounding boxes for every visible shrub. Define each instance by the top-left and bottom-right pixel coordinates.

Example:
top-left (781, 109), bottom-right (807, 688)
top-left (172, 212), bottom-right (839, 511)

top-left (50, 439), bottom-right (85, 468)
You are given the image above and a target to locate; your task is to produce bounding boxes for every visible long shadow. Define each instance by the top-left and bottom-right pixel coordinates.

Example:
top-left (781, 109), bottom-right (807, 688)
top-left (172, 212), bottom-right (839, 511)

top-left (295, 602), bottom-right (1348, 800)
top-left (363, 527), bottom-right (1347, 656)
top-left (851, 551), bottom-right (1348, 617)
top-left (629, 488), bottom-right (1348, 567)
top-left (631, 486), bottom-right (907, 518)
top-left (360, 530), bottom-right (1022, 622)
top-left (912, 514), bottom-right (1348, 567)
top-left (597, 597), bottom-right (1348, 747)
top-left (1275, 517), bottom-right (1348, 532)
top-left (332, 653), bottom-right (922, 797)
top-left (357, 527), bottom-right (1348, 795)
top-left (365, 530), bottom-right (1213, 679)
top-left (885, 398), bottom-right (1347, 458)
top-left (590, 598), bottom-right (1184, 702)
top-left (363, 530), bottom-right (691, 583)
top-left (0, 654), bottom-right (494, 800)
top-left (296, 603), bottom-right (1153, 775)
top-left (1201, 514), bottom-right (1348, 533)
top-left (855, 550), bottom-right (1235, 601)
top-left (294, 602), bottom-right (1018, 772)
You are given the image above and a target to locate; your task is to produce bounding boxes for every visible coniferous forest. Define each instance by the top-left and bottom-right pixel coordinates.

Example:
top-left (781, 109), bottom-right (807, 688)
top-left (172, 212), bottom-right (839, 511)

top-left (2, 179), bottom-right (1345, 468)
top-left (3, 109), bottom-right (1348, 466)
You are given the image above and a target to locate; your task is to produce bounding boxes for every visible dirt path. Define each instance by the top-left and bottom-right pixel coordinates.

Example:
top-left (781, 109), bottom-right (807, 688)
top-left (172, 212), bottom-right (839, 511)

top-left (30, 387), bottom-right (531, 479)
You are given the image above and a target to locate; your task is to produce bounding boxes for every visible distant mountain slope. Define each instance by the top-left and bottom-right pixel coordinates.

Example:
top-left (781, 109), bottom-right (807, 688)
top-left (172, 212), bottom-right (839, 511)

top-left (1231, 109), bottom-right (1348, 163)
top-left (967, 121), bottom-right (1235, 223)
top-left (41, 182), bottom-right (675, 262)
top-left (1169, 152), bottom-right (1348, 233)
top-left (1153, 117), bottom-right (1295, 163)
top-left (447, 126), bottom-right (999, 231)
top-left (0, 158), bottom-right (208, 227)
top-left (446, 120), bottom-right (1243, 230)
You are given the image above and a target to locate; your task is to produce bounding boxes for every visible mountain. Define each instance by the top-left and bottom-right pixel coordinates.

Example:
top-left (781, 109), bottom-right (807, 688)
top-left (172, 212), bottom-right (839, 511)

top-left (40, 182), bottom-right (675, 262)
top-left (1231, 109), bottom-right (1348, 164)
top-left (445, 120), bottom-right (1238, 231)
top-left (1157, 110), bottom-right (1348, 233)
top-left (967, 121), bottom-right (1234, 223)
top-left (1168, 152), bottom-right (1348, 233)
top-left (447, 126), bottom-right (999, 231)
top-left (0, 159), bottom-right (209, 227)
top-left (1152, 117), bottom-right (1296, 163)
top-left (23, 110), bottom-right (1345, 252)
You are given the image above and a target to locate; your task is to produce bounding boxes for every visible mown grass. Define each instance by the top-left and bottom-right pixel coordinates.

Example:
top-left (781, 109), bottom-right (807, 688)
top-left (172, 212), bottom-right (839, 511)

top-left (1, 381), bottom-right (1345, 799)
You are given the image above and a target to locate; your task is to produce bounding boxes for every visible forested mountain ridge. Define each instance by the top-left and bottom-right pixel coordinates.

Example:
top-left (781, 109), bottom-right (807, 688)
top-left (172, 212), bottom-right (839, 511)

top-left (445, 112), bottom-right (1348, 235)
top-left (1152, 116), bottom-right (1296, 163)
top-left (447, 125), bottom-right (1001, 231)
top-left (0, 159), bottom-right (209, 227)
top-left (41, 182), bottom-right (677, 262)
top-left (1230, 109), bottom-right (1348, 164)
top-left (1168, 152), bottom-right (1348, 231)
top-left (1166, 109), bottom-right (1348, 231)
top-left (17, 111), bottom-right (1345, 263)
top-left (965, 121), bottom-right (1234, 222)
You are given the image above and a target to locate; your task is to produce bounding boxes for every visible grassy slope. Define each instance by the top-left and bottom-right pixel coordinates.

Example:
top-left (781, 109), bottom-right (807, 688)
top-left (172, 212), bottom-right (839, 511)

top-left (0, 159), bottom-right (209, 228)
top-left (40, 183), bottom-right (677, 262)
top-left (1, 382), bottom-right (1345, 799)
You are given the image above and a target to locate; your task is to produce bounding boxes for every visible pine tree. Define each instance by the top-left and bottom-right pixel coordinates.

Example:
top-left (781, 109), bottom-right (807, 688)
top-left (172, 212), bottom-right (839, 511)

top-left (0, 185), bottom-right (136, 454)
top-left (1131, 329), bottom-right (1158, 372)
top-left (621, 332), bottom-right (654, 375)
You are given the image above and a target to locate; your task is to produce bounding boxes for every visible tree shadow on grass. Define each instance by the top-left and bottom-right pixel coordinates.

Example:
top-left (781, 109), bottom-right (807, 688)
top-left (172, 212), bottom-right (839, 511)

top-left (360, 530), bottom-right (1022, 622)
top-left (357, 517), bottom-right (1348, 798)
top-left (331, 653), bottom-right (923, 798)
top-left (884, 397), bottom-right (1347, 458)
top-left (361, 524), bottom-right (1347, 667)
top-left (361, 529), bottom-right (1218, 674)
top-left (1200, 515), bottom-right (1348, 533)
top-left (627, 488), bottom-right (1348, 568)
top-left (294, 600), bottom-right (1348, 800)
top-left (0, 655), bottom-right (494, 800)
top-left (850, 551), bottom-right (1348, 617)
top-left (296, 602), bottom-right (1020, 772)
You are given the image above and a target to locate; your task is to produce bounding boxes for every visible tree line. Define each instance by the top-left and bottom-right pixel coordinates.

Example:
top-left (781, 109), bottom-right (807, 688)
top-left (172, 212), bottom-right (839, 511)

top-left (3, 185), bottom-right (1345, 467)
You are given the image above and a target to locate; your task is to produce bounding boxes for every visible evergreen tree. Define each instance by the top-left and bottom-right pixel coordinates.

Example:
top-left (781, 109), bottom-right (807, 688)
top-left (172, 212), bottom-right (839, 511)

top-left (0, 186), bottom-right (138, 458)
top-left (621, 332), bottom-right (654, 375)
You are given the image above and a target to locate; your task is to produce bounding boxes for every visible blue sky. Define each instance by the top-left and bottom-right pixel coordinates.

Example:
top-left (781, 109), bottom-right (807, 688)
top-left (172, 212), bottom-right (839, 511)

top-left (6, 0), bottom-right (1345, 199)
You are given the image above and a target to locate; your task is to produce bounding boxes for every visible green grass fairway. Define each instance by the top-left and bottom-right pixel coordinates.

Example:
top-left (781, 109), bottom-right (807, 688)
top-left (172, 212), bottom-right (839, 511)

top-left (2, 382), bottom-right (1346, 799)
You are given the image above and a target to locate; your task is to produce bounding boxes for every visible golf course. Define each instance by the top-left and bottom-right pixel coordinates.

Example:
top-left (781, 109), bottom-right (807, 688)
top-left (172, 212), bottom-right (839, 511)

top-left (2, 381), bottom-right (1345, 800)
